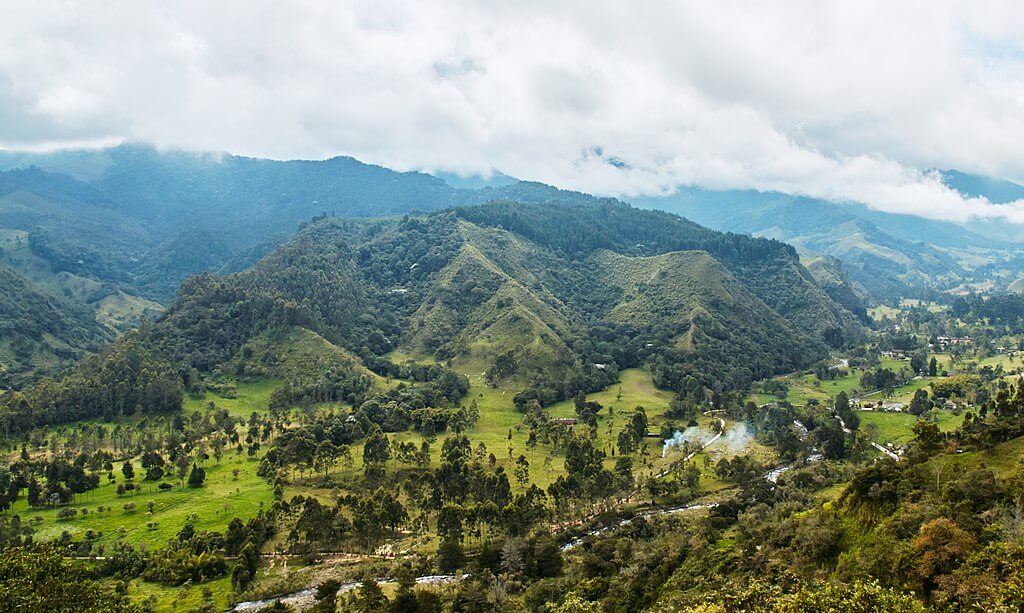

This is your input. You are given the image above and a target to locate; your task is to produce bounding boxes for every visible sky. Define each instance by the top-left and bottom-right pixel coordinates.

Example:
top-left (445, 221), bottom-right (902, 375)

top-left (3, 1), bottom-right (1024, 222)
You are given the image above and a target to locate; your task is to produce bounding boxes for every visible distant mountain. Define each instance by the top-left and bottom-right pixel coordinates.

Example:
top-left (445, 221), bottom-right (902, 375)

top-left (631, 179), bottom-right (1024, 300)
top-left (8, 142), bottom-right (1020, 310)
top-left (433, 170), bottom-right (519, 190)
top-left (0, 145), bottom-right (613, 303)
top-left (0, 144), bottom-right (479, 301)
top-left (937, 169), bottom-right (1024, 243)
top-left (941, 169), bottom-right (1024, 204)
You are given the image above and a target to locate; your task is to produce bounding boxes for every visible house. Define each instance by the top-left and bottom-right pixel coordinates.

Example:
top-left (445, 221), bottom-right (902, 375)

top-left (551, 418), bottom-right (577, 426)
top-left (936, 336), bottom-right (973, 348)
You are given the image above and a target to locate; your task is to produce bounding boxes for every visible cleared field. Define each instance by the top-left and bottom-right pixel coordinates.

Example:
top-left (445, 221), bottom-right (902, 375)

top-left (183, 378), bottom-right (283, 418)
top-left (9, 450), bottom-right (274, 550)
top-left (859, 410), bottom-right (965, 447)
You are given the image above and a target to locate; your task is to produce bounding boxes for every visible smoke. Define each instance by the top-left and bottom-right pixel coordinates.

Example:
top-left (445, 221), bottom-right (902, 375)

top-left (662, 426), bottom-right (708, 458)
top-left (720, 422), bottom-right (753, 453)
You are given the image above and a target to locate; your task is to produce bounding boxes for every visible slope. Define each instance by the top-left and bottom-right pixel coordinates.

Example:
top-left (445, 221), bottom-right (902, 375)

top-left (630, 186), bottom-right (1006, 299)
top-left (594, 250), bottom-right (827, 386)
top-left (0, 262), bottom-right (112, 389)
top-left (454, 199), bottom-right (864, 347)
top-left (403, 223), bottom-right (579, 381)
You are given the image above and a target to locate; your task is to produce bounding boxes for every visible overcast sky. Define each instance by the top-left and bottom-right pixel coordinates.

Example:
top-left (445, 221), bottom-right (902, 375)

top-left (3, 1), bottom-right (1024, 222)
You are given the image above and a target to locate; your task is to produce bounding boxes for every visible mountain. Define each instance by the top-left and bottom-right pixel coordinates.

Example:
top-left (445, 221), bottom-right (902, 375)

top-left (936, 169), bottom-right (1024, 243)
top-left (0, 146), bottom-right (608, 304)
top-left (0, 145), bottom-right (478, 301)
top-left (1, 199), bottom-right (864, 426)
top-left (941, 169), bottom-right (1024, 204)
top-left (631, 183), bottom-right (1024, 299)
top-left (0, 261), bottom-right (112, 389)
top-left (433, 169), bottom-right (519, 190)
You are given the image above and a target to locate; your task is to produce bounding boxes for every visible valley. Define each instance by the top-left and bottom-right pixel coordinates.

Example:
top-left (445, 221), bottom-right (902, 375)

top-left (0, 150), bottom-right (1023, 612)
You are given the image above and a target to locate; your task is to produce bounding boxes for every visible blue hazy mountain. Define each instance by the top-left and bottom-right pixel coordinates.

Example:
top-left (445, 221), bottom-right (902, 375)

top-left (631, 173), bottom-right (1024, 299)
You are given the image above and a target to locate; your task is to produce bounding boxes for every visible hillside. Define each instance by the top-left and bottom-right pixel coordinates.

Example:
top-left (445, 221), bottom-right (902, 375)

top-left (0, 262), bottom-right (111, 389)
top-left (0, 199), bottom-right (865, 428)
top-left (594, 249), bottom-right (826, 385)
top-left (632, 183), bottom-right (1024, 299)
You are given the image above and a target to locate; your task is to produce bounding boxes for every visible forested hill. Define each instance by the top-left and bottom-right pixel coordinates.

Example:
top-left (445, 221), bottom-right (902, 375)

top-left (0, 261), bottom-right (112, 389)
top-left (453, 200), bottom-right (864, 345)
top-left (0, 200), bottom-right (865, 429)
top-left (0, 146), bottom-right (617, 303)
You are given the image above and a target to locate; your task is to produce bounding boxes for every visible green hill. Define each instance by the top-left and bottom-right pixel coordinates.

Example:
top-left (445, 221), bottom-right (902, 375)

top-left (594, 249), bottom-right (824, 384)
top-left (0, 262), bottom-right (111, 389)
top-left (1, 199), bottom-right (865, 426)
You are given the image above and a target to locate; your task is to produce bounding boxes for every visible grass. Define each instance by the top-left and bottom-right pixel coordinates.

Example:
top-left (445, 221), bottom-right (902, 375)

top-left (94, 291), bottom-right (164, 332)
top-left (308, 364), bottom-right (731, 491)
top-left (859, 410), bottom-right (965, 447)
top-left (860, 377), bottom-right (934, 403)
top-left (929, 434), bottom-right (1024, 476)
top-left (9, 450), bottom-right (274, 550)
top-left (2, 381), bottom-right (280, 552)
top-left (129, 574), bottom-right (234, 611)
top-left (183, 379), bottom-right (283, 419)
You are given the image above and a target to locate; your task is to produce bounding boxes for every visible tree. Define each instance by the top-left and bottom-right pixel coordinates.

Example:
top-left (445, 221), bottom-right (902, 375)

top-left (913, 518), bottom-right (977, 594)
top-left (284, 434), bottom-right (316, 476)
top-left (617, 428), bottom-right (636, 456)
top-left (187, 464), bottom-right (206, 488)
top-left (230, 563), bottom-right (252, 593)
top-left (390, 567), bottom-right (418, 613)
top-left (835, 391), bottom-right (850, 415)
top-left (514, 455), bottom-right (530, 488)
top-left (121, 461), bottom-right (134, 481)
top-left (0, 545), bottom-right (139, 612)
top-left (27, 478), bottom-right (42, 507)
top-left (630, 408), bottom-right (649, 441)
top-left (362, 427), bottom-right (391, 479)
top-left (909, 389), bottom-right (930, 416)
top-left (913, 421), bottom-right (943, 456)
top-left (929, 357), bottom-right (939, 377)
top-left (313, 441), bottom-right (339, 477)
top-left (911, 351), bottom-right (927, 375)
top-left (351, 579), bottom-right (389, 613)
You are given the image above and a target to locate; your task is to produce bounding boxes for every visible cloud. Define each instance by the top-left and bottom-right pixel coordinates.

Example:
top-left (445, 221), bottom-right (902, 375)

top-left (2, 1), bottom-right (1024, 222)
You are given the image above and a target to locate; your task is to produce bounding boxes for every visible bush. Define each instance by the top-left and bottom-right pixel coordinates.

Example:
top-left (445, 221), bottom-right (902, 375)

top-left (56, 508), bottom-right (78, 521)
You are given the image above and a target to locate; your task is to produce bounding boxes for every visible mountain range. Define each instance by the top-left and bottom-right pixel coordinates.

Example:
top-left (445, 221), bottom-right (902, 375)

top-left (1, 143), bottom-right (1020, 389)
top-left (631, 174), bottom-right (1024, 300)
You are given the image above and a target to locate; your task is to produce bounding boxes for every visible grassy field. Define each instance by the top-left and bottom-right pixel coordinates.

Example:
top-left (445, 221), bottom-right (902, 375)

top-left (183, 378), bottom-right (283, 419)
top-left (17, 360), bottom-right (771, 611)
top-left (859, 410), bottom-right (965, 447)
top-left (9, 449), bottom-right (274, 550)
top-left (860, 377), bottom-right (934, 403)
top-left (333, 365), bottom-right (688, 490)
top-left (751, 356), bottom-right (922, 407)
top-left (929, 434), bottom-right (1024, 476)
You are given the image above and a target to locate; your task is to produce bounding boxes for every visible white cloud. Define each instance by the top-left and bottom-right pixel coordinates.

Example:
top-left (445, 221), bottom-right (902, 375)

top-left (2, 1), bottom-right (1024, 222)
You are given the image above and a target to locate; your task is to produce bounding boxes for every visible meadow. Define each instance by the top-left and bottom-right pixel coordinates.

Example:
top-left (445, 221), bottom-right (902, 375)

top-left (9, 448), bottom-right (274, 550)
top-left (859, 409), bottom-right (965, 447)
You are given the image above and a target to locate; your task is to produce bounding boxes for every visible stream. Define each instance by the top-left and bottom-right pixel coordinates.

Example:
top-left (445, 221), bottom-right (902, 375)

top-left (232, 574), bottom-right (461, 611)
